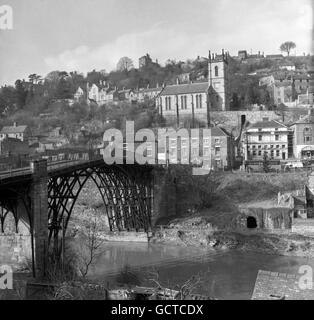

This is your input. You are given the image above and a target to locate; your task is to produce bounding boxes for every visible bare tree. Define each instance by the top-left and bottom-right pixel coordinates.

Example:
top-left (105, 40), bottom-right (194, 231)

top-left (77, 212), bottom-right (104, 277)
top-left (280, 41), bottom-right (296, 56)
top-left (116, 57), bottom-right (134, 72)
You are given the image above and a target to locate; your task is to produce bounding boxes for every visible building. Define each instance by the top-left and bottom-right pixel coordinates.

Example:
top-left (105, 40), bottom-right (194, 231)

top-left (157, 126), bottom-right (234, 170)
top-left (278, 61), bottom-right (296, 71)
top-left (290, 109), bottom-right (314, 160)
top-left (297, 87), bottom-right (314, 106)
top-left (139, 53), bottom-right (153, 68)
top-left (73, 86), bottom-right (85, 102)
top-left (259, 73), bottom-right (312, 107)
top-left (266, 54), bottom-right (284, 60)
top-left (0, 123), bottom-right (30, 142)
top-left (137, 86), bottom-right (164, 103)
top-left (0, 137), bottom-right (30, 156)
top-left (238, 50), bottom-right (248, 60)
top-left (209, 126), bottom-right (235, 170)
top-left (158, 50), bottom-right (230, 124)
top-left (177, 73), bottom-right (191, 83)
top-left (243, 119), bottom-right (293, 161)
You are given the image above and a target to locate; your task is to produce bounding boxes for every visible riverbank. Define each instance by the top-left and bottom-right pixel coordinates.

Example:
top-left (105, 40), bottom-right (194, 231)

top-left (150, 217), bottom-right (314, 258)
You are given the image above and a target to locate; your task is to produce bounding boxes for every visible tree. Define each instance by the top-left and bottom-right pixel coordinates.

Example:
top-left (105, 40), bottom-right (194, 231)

top-left (116, 57), bottom-right (134, 72)
top-left (76, 211), bottom-right (104, 278)
top-left (28, 73), bottom-right (42, 84)
top-left (280, 41), bottom-right (296, 56)
top-left (14, 80), bottom-right (27, 109)
top-left (262, 153), bottom-right (271, 173)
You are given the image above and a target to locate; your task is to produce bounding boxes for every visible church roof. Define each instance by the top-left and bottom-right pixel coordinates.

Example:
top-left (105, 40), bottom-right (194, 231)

top-left (160, 82), bottom-right (209, 96)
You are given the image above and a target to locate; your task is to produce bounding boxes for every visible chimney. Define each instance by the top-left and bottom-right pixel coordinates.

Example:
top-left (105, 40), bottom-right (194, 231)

top-left (13, 122), bottom-right (17, 127)
top-left (147, 83), bottom-right (150, 89)
top-left (222, 49), bottom-right (225, 58)
top-left (176, 78), bottom-right (179, 85)
top-left (208, 50), bottom-right (211, 62)
top-left (156, 82), bottom-right (159, 88)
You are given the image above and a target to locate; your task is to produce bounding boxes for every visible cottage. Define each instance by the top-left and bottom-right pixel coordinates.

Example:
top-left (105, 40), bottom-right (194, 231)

top-left (0, 123), bottom-right (30, 142)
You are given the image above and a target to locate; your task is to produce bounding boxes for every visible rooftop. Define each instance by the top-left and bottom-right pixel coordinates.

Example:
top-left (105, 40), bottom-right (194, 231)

top-left (248, 120), bottom-right (287, 130)
top-left (160, 82), bottom-right (209, 96)
top-left (0, 124), bottom-right (28, 134)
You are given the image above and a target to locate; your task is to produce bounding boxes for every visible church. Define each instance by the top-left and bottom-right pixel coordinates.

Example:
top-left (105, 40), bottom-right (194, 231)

top-left (157, 50), bottom-right (230, 125)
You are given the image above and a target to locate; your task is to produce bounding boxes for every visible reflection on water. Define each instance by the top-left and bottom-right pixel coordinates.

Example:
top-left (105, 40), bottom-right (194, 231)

top-left (88, 242), bottom-right (314, 300)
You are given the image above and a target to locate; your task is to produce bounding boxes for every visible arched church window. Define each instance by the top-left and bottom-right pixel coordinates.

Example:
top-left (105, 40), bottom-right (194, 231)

top-left (215, 66), bottom-right (219, 77)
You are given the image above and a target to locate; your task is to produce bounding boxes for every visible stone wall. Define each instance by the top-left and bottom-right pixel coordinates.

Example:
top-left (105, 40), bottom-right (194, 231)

top-left (292, 219), bottom-right (314, 237)
top-left (237, 207), bottom-right (293, 230)
top-left (0, 234), bottom-right (32, 267)
top-left (152, 167), bottom-right (177, 225)
top-left (252, 270), bottom-right (314, 300)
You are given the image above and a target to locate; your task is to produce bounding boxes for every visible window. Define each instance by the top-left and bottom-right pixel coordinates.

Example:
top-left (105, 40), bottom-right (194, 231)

top-left (258, 145), bottom-right (261, 149)
top-left (275, 135), bottom-right (279, 141)
top-left (258, 151), bottom-right (262, 156)
top-left (182, 147), bottom-right (188, 158)
top-left (204, 138), bottom-right (210, 145)
top-left (165, 97), bottom-right (171, 110)
top-left (214, 138), bottom-right (220, 144)
top-left (181, 139), bottom-right (188, 147)
top-left (252, 151), bottom-right (256, 156)
top-left (180, 95), bottom-right (187, 109)
top-left (203, 147), bottom-right (210, 156)
top-left (276, 145), bottom-right (279, 149)
top-left (215, 147), bottom-right (220, 155)
top-left (192, 148), bottom-right (198, 156)
top-left (214, 66), bottom-right (219, 77)
top-left (304, 127), bottom-right (312, 143)
top-left (282, 145), bottom-right (285, 149)
top-left (276, 150), bottom-right (280, 157)
top-left (258, 135), bottom-right (262, 141)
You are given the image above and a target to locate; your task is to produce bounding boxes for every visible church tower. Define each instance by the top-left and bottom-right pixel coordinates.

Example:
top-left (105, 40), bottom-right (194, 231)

top-left (208, 49), bottom-right (229, 111)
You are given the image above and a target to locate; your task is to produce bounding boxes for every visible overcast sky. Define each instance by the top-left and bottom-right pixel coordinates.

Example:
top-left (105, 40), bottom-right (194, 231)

top-left (0, 0), bottom-right (313, 85)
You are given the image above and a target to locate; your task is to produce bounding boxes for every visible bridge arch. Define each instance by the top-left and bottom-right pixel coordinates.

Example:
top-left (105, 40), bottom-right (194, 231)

top-left (47, 163), bottom-right (153, 248)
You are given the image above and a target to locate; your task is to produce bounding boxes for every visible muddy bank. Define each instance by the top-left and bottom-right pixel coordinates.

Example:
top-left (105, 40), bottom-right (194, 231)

top-left (150, 217), bottom-right (314, 258)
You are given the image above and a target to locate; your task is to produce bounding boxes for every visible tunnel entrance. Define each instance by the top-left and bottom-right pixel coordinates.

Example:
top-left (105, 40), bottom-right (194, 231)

top-left (247, 216), bottom-right (257, 229)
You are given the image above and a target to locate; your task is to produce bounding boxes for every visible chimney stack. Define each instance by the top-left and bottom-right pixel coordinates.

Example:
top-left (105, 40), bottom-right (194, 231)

top-left (13, 122), bottom-right (17, 127)
top-left (176, 78), bottom-right (179, 85)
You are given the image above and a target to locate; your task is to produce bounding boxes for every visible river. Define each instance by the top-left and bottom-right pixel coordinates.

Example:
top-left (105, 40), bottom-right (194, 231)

top-left (87, 241), bottom-right (314, 300)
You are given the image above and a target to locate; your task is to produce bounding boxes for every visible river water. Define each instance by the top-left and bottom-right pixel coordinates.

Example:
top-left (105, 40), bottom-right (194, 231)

top-left (87, 241), bottom-right (314, 300)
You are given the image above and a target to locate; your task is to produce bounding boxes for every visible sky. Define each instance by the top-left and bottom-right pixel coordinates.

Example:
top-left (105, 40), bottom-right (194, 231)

top-left (0, 0), bottom-right (313, 86)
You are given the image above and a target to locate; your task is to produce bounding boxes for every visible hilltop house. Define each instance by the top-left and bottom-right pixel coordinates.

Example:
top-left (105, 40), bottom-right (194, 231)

top-left (73, 86), bottom-right (85, 102)
top-left (0, 123), bottom-right (31, 142)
